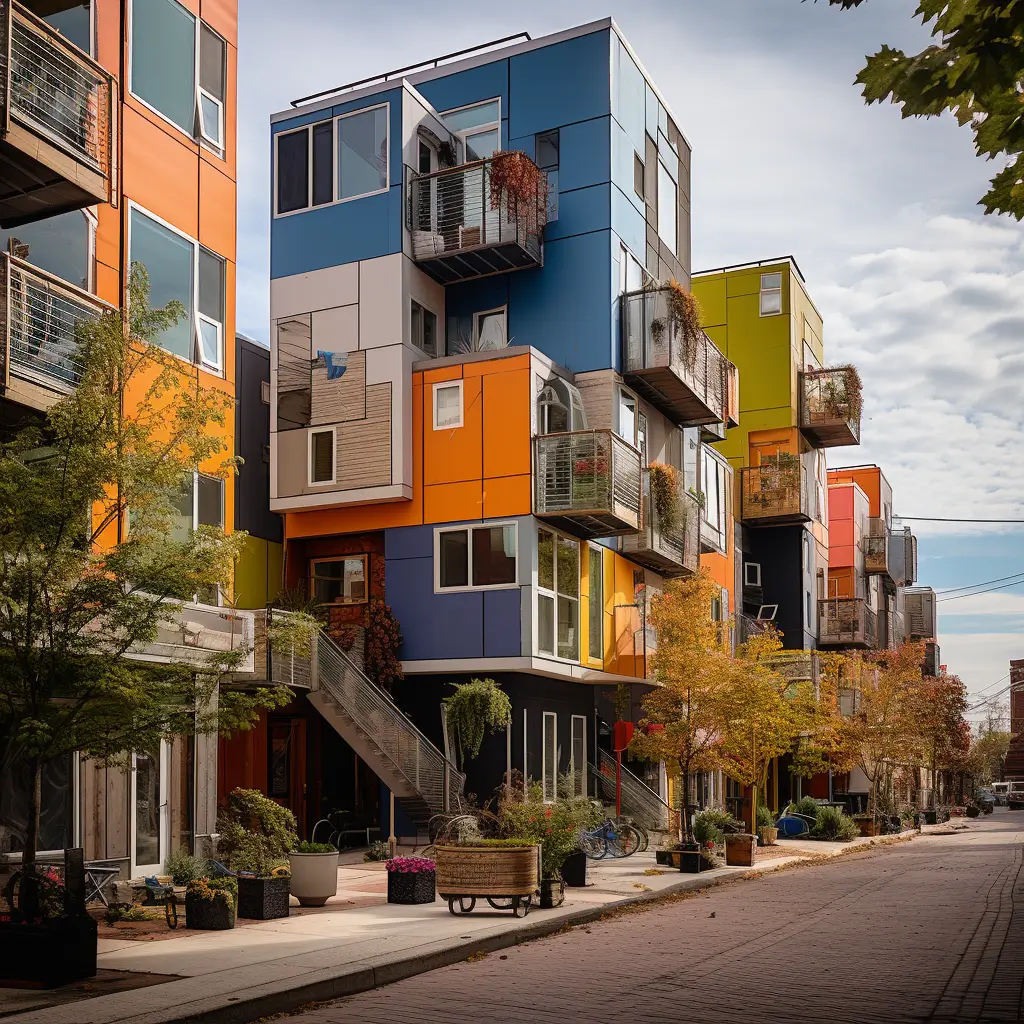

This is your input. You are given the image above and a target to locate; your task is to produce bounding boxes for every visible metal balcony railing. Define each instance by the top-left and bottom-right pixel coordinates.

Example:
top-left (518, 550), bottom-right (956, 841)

top-left (129, 602), bottom-right (255, 673)
top-left (249, 609), bottom-right (313, 689)
top-left (818, 597), bottom-right (877, 648)
top-left (622, 287), bottom-right (734, 427)
top-left (534, 429), bottom-right (642, 537)
top-left (407, 154), bottom-right (546, 283)
top-left (0, 3), bottom-right (114, 222)
top-left (0, 252), bottom-right (107, 395)
top-left (740, 456), bottom-right (814, 525)
top-left (863, 517), bottom-right (892, 577)
top-left (800, 367), bottom-right (861, 448)
top-left (621, 469), bottom-right (699, 576)
top-left (591, 749), bottom-right (670, 830)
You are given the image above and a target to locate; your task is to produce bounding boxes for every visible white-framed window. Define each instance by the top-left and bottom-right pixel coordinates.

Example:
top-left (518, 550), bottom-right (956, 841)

top-left (473, 307), bottom-right (507, 349)
top-left (570, 714), bottom-right (587, 799)
top-left (440, 98), bottom-right (500, 161)
top-left (435, 522), bottom-right (518, 592)
top-left (537, 527), bottom-right (579, 661)
top-left (700, 446), bottom-right (731, 554)
top-left (617, 388), bottom-right (637, 446)
top-left (588, 544), bottom-right (603, 662)
top-left (411, 299), bottom-right (438, 357)
top-left (310, 555), bottom-right (368, 605)
top-left (274, 103), bottom-right (390, 216)
top-left (128, 204), bottom-right (226, 373)
top-left (261, 380), bottom-right (271, 404)
top-left (744, 561), bottom-right (761, 588)
top-left (170, 472), bottom-right (225, 540)
top-left (308, 427), bottom-right (336, 485)
top-left (759, 272), bottom-right (783, 316)
top-left (657, 159), bottom-right (677, 255)
top-left (433, 380), bottom-right (463, 429)
top-left (128, 0), bottom-right (226, 157)
top-left (542, 711), bottom-right (558, 803)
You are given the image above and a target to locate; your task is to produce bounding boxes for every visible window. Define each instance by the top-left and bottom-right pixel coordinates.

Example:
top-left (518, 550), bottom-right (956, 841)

top-left (588, 546), bottom-right (603, 661)
top-left (130, 0), bottom-right (225, 155)
top-left (542, 712), bottom-right (557, 803)
top-left (441, 99), bottom-right (500, 161)
top-left (275, 104), bottom-right (389, 215)
top-left (129, 207), bottom-right (225, 372)
top-left (537, 376), bottom-right (586, 434)
top-left (570, 715), bottom-right (587, 798)
top-left (308, 428), bottom-right (335, 485)
top-left (170, 472), bottom-right (224, 541)
top-left (701, 447), bottom-right (730, 553)
top-left (759, 272), bottom-right (783, 316)
top-left (474, 308), bottom-right (507, 349)
top-left (535, 129), bottom-right (559, 221)
top-left (436, 523), bottom-right (517, 591)
top-left (657, 160), bottom-right (677, 254)
top-left (633, 152), bottom-right (645, 200)
top-left (311, 556), bottom-right (367, 605)
top-left (411, 300), bottom-right (437, 357)
top-left (261, 380), bottom-right (271, 404)
top-left (276, 316), bottom-right (312, 429)
top-left (744, 562), bottom-right (761, 588)
top-left (433, 381), bottom-right (463, 429)
top-left (537, 528), bottom-right (579, 661)
top-left (617, 389), bottom-right (637, 445)
top-left (0, 209), bottom-right (94, 291)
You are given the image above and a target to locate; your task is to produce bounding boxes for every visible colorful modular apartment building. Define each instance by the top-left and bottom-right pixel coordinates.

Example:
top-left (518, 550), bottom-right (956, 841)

top-left (263, 19), bottom-right (740, 830)
top-left (692, 258), bottom-right (862, 651)
top-left (0, 0), bottom-right (244, 877)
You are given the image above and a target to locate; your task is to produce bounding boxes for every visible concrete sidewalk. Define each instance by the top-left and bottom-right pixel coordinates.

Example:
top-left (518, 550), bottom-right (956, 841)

top-left (1, 830), bottom-right (927, 1024)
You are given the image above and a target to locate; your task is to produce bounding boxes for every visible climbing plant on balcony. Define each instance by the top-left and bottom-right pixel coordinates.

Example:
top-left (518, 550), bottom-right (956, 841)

top-left (365, 596), bottom-right (404, 691)
top-left (665, 279), bottom-right (703, 367)
top-left (648, 462), bottom-right (682, 535)
top-left (443, 678), bottom-right (512, 767)
top-left (489, 150), bottom-right (548, 224)
top-left (821, 365), bottom-right (863, 420)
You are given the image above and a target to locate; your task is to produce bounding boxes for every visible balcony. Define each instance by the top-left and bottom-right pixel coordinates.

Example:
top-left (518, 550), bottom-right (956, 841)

top-left (863, 518), bottom-right (893, 577)
top-left (0, 253), bottom-right (109, 409)
top-left (740, 455), bottom-right (814, 526)
top-left (800, 366), bottom-right (862, 448)
top-left (0, 3), bottom-right (114, 227)
top-left (622, 287), bottom-right (736, 427)
top-left (129, 603), bottom-right (255, 673)
top-left (534, 429), bottom-right (642, 538)
top-left (621, 469), bottom-right (700, 577)
top-left (818, 598), bottom-right (877, 649)
top-left (407, 153), bottom-right (546, 284)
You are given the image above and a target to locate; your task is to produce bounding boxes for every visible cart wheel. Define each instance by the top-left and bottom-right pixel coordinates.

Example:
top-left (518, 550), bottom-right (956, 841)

top-left (486, 898), bottom-right (514, 910)
top-left (447, 896), bottom-right (475, 915)
top-left (513, 895), bottom-right (531, 918)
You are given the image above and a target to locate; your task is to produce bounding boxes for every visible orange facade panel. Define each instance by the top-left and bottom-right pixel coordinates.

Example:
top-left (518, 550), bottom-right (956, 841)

top-left (200, 0), bottom-right (238, 45)
top-left (482, 366), bottom-right (530, 478)
top-left (423, 373), bottom-right (483, 487)
top-left (828, 467), bottom-right (882, 518)
top-left (827, 567), bottom-right (856, 600)
top-left (424, 481), bottom-right (483, 524)
top-left (199, 160), bottom-right (236, 261)
top-left (483, 474), bottom-right (531, 519)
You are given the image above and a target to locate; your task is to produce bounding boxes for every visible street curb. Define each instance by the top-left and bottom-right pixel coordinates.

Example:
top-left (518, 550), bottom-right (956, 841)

top-left (171, 836), bottom-right (916, 1024)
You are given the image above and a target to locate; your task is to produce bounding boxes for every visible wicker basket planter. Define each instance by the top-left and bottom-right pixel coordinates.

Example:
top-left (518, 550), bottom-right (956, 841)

top-left (724, 833), bottom-right (757, 867)
top-left (186, 893), bottom-right (235, 930)
top-left (0, 916), bottom-right (97, 988)
top-left (388, 870), bottom-right (436, 905)
top-left (435, 845), bottom-right (539, 898)
top-left (237, 876), bottom-right (290, 920)
top-left (758, 826), bottom-right (779, 847)
top-left (854, 818), bottom-right (879, 838)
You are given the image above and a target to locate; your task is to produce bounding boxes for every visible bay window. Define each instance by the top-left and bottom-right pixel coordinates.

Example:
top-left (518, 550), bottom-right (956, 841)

top-left (537, 528), bottom-right (579, 661)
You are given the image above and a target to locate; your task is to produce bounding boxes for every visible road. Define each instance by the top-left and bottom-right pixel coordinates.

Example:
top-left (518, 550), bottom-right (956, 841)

top-left (285, 811), bottom-right (1024, 1024)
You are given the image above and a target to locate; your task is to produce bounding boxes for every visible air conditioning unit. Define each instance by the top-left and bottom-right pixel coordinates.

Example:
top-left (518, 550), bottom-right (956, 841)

top-left (888, 527), bottom-right (918, 586)
top-left (902, 586), bottom-right (937, 640)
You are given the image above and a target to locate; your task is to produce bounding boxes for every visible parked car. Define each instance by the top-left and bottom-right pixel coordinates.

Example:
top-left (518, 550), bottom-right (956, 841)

top-left (975, 787), bottom-right (995, 813)
top-left (1008, 781), bottom-right (1024, 811)
top-left (992, 782), bottom-right (1009, 806)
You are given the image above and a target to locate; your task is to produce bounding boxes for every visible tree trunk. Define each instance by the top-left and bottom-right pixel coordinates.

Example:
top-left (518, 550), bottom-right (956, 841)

top-left (19, 757), bottom-right (42, 918)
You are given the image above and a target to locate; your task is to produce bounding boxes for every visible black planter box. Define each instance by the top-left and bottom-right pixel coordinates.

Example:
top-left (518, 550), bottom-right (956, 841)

top-left (560, 851), bottom-right (587, 887)
top-left (0, 915), bottom-right (97, 988)
top-left (237, 876), bottom-right (290, 920)
top-left (539, 878), bottom-right (565, 909)
top-left (924, 810), bottom-right (938, 825)
top-left (186, 893), bottom-right (236, 930)
top-left (387, 870), bottom-right (435, 905)
top-left (678, 849), bottom-right (705, 873)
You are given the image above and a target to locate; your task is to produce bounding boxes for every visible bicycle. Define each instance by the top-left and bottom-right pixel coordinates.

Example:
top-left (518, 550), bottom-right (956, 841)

top-left (581, 819), bottom-right (641, 859)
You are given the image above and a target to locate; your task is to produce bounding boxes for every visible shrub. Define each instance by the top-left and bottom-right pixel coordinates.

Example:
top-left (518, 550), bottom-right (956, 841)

top-left (165, 847), bottom-right (208, 885)
top-left (216, 788), bottom-right (298, 877)
top-left (756, 804), bottom-right (776, 831)
top-left (186, 877), bottom-right (237, 906)
top-left (692, 809), bottom-right (742, 845)
top-left (292, 841), bottom-right (336, 854)
top-left (810, 806), bottom-right (858, 841)
top-left (791, 796), bottom-right (822, 820)
top-left (364, 840), bottom-right (391, 862)
top-left (497, 796), bottom-right (594, 878)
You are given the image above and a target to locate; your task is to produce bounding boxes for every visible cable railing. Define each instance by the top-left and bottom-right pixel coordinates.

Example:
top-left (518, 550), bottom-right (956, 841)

top-left (818, 597), bottom-right (877, 648)
top-left (315, 629), bottom-right (465, 815)
top-left (740, 455), bottom-right (815, 524)
top-left (592, 749), bottom-right (670, 830)
top-left (3, 2), bottom-right (113, 175)
top-left (0, 253), bottom-right (107, 393)
top-left (622, 469), bottom-right (699, 576)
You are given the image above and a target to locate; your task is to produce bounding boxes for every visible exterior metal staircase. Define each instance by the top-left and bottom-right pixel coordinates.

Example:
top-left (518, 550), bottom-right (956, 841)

top-left (590, 749), bottom-right (671, 830)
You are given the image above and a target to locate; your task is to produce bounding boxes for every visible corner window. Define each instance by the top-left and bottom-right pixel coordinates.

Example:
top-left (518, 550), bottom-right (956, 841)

top-left (311, 555), bottom-right (367, 605)
top-left (657, 160), bottom-right (677, 255)
top-left (129, 206), bottom-right (225, 372)
top-left (537, 528), bottom-right (579, 661)
top-left (411, 299), bottom-right (437, 357)
top-left (308, 428), bottom-right (336, 485)
top-left (435, 523), bottom-right (518, 591)
top-left (588, 546), bottom-right (603, 661)
top-left (130, 0), bottom-right (226, 156)
top-left (441, 99), bottom-right (500, 161)
top-left (535, 129), bottom-right (559, 222)
top-left (474, 308), bottom-right (507, 349)
top-left (338, 105), bottom-right (389, 201)
top-left (433, 381), bottom-right (463, 429)
top-left (276, 315), bottom-right (312, 430)
top-left (760, 273), bottom-right (783, 316)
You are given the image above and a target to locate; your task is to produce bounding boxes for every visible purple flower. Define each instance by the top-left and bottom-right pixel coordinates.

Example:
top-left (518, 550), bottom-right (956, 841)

top-left (386, 856), bottom-right (436, 873)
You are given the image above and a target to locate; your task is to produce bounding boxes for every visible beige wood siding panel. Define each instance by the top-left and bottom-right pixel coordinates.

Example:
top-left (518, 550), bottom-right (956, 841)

top-left (575, 374), bottom-right (616, 432)
top-left (106, 765), bottom-right (128, 861)
top-left (336, 382), bottom-right (392, 488)
top-left (311, 350), bottom-right (366, 425)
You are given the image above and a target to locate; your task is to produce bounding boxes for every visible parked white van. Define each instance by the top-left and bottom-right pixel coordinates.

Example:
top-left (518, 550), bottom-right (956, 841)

top-left (993, 782), bottom-right (1009, 806)
top-left (1008, 781), bottom-right (1024, 811)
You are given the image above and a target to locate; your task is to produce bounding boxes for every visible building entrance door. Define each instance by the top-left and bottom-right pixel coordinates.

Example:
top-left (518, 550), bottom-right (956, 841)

top-left (268, 718), bottom-right (306, 836)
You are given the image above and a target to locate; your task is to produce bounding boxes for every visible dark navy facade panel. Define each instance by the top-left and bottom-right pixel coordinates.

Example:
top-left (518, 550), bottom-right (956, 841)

top-left (384, 523), bottom-right (433, 561)
top-left (483, 589), bottom-right (522, 658)
top-left (414, 60), bottom-right (510, 129)
top-left (507, 30), bottom-right (611, 138)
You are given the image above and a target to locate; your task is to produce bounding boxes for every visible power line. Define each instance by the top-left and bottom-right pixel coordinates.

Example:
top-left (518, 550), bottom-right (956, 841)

top-left (938, 579), bottom-right (1024, 602)
top-left (896, 516), bottom-right (1024, 523)
top-left (937, 573), bottom-right (1024, 596)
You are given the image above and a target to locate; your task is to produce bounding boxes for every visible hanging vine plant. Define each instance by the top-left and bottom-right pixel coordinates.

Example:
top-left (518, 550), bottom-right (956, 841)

top-left (827, 365), bottom-right (863, 420)
top-left (443, 677), bottom-right (512, 767)
top-left (489, 150), bottom-right (548, 223)
top-left (648, 462), bottom-right (682, 535)
top-left (365, 597), bottom-right (404, 691)
top-left (665, 279), bottom-right (703, 367)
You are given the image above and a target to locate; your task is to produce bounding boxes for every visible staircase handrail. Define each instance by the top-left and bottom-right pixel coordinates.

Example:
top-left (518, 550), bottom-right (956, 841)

top-left (593, 749), bottom-right (671, 829)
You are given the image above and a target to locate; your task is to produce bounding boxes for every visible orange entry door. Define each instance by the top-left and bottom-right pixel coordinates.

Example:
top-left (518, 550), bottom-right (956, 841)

top-left (268, 718), bottom-right (307, 836)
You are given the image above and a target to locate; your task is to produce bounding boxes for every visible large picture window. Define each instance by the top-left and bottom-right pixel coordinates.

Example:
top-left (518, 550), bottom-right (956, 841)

top-left (129, 207), bottom-right (226, 372)
top-left (537, 528), bottom-right (579, 661)
top-left (435, 523), bottom-right (517, 592)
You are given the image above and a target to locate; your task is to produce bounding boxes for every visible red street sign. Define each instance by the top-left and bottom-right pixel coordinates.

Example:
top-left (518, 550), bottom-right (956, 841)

top-left (613, 720), bottom-right (634, 752)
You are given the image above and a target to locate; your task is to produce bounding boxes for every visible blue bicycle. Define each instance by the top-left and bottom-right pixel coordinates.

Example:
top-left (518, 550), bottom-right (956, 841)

top-left (581, 819), bottom-right (641, 859)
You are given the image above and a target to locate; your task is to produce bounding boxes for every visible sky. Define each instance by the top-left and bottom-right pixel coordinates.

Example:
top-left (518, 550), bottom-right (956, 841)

top-left (235, 0), bottom-right (1024, 712)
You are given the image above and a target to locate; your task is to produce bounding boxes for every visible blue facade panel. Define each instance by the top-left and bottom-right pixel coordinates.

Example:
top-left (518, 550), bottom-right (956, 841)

top-left (385, 523), bottom-right (433, 561)
top-left (544, 183), bottom-right (609, 244)
top-left (610, 183), bottom-right (646, 265)
top-left (413, 61), bottom-right (510, 124)
top-left (611, 119), bottom-right (645, 219)
top-left (558, 117), bottom-right (611, 194)
top-left (508, 31), bottom-right (611, 138)
top-left (483, 589), bottom-right (523, 658)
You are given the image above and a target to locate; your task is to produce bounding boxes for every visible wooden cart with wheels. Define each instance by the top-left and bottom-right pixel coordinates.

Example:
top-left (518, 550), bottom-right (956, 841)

top-left (435, 844), bottom-right (540, 917)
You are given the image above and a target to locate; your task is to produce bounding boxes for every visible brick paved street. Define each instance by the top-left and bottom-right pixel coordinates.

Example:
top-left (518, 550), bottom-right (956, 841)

top-left (289, 812), bottom-right (1024, 1024)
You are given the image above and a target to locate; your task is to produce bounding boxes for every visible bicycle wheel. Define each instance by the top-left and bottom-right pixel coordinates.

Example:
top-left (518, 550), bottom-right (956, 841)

top-left (630, 822), bottom-right (650, 852)
top-left (580, 830), bottom-right (607, 859)
top-left (616, 824), bottom-right (641, 857)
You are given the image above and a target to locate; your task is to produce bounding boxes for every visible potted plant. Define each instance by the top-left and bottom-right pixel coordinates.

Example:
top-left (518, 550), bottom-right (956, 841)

top-left (560, 849), bottom-right (587, 888)
top-left (288, 841), bottom-right (340, 907)
top-left (185, 877), bottom-right (237, 930)
top-left (387, 857), bottom-right (436, 904)
top-left (217, 788), bottom-right (297, 921)
top-left (851, 813), bottom-right (879, 837)
top-left (435, 839), bottom-right (540, 913)
top-left (756, 804), bottom-right (778, 847)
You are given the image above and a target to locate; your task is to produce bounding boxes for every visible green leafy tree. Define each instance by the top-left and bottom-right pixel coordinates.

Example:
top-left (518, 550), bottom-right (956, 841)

top-left (969, 707), bottom-right (1012, 783)
top-left (0, 267), bottom-right (291, 916)
top-left (823, 0), bottom-right (1024, 218)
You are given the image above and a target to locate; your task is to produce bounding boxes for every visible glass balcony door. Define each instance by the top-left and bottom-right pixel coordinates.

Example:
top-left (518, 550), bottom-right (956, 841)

top-left (131, 742), bottom-right (169, 877)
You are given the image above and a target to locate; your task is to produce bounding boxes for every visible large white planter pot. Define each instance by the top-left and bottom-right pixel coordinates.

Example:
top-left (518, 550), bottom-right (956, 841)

top-left (288, 851), bottom-right (339, 907)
